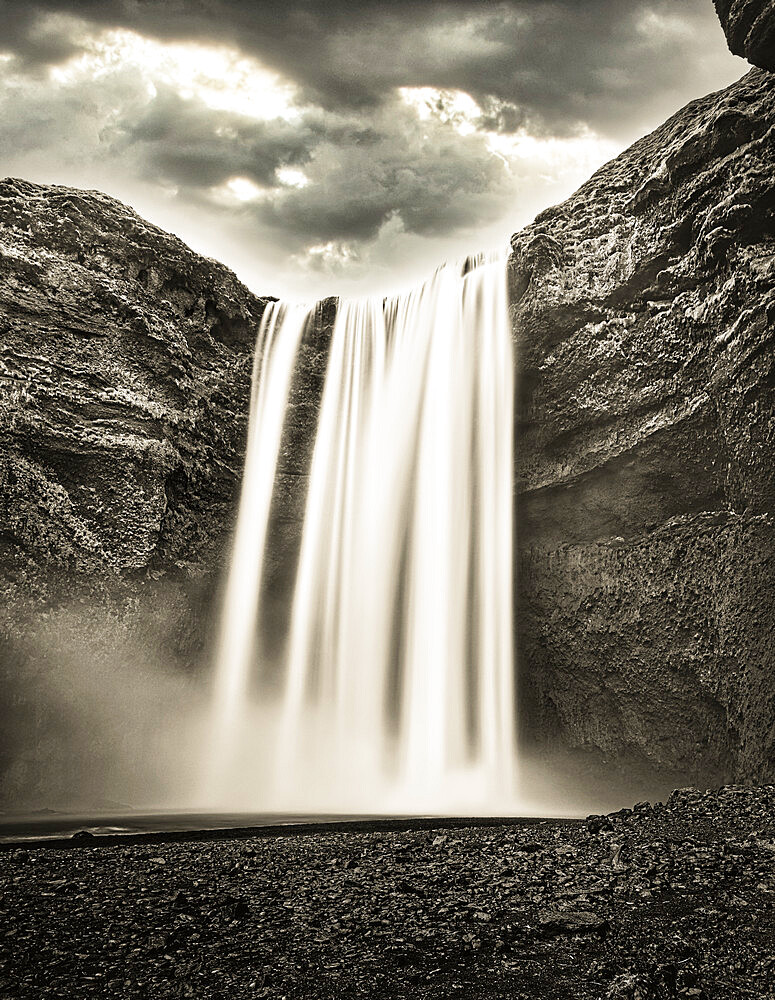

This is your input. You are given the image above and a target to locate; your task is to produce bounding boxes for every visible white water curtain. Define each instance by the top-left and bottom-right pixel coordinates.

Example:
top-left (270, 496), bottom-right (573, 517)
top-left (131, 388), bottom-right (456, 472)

top-left (209, 255), bottom-right (516, 812)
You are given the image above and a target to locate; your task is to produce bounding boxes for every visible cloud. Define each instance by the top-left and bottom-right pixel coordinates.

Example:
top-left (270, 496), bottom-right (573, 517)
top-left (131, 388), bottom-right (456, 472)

top-left (255, 98), bottom-right (515, 243)
top-left (0, 7), bottom-right (86, 68)
top-left (0, 1), bottom-right (743, 138)
top-left (0, 35), bottom-right (519, 248)
top-left (0, 1), bottom-right (744, 296)
top-left (120, 86), bottom-right (315, 189)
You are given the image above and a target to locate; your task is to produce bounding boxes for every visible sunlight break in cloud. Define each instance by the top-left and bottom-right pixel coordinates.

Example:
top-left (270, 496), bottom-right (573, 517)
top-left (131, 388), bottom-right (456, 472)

top-left (47, 23), bottom-right (301, 123)
top-left (216, 176), bottom-right (268, 205)
top-left (275, 167), bottom-right (310, 189)
top-left (400, 85), bottom-right (618, 187)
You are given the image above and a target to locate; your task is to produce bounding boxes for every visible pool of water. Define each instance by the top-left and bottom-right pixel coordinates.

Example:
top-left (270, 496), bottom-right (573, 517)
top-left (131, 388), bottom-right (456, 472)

top-left (0, 809), bottom-right (563, 847)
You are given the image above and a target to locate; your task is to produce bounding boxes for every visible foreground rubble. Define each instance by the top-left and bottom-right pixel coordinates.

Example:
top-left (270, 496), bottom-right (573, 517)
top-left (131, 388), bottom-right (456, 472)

top-left (1, 786), bottom-right (774, 999)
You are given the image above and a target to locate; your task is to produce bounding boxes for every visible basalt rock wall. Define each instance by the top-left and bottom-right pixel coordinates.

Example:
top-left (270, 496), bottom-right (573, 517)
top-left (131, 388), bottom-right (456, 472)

top-left (510, 67), bottom-right (775, 784)
top-left (0, 178), bottom-right (259, 663)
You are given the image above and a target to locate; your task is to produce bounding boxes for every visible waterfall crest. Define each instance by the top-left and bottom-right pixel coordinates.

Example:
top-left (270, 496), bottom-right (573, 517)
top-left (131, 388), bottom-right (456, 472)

top-left (207, 253), bottom-right (517, 813)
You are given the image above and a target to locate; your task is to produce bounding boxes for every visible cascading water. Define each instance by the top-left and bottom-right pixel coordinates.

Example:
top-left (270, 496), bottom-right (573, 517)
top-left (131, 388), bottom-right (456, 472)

top-left (206, 252), bottom-right (518, 813)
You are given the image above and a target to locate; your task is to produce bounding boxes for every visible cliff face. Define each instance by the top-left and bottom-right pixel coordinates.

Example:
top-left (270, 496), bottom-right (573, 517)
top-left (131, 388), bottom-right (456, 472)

top-left (0, 179), bottom-right (266, 796)
top-left (0, 178), bottom-right (340, 800)
top-left (510, 67), bottom-right (775, 784)
top-left (0, 179), bottom-right (261, 655)
top-left (1, 68), bottom-right (774, 798)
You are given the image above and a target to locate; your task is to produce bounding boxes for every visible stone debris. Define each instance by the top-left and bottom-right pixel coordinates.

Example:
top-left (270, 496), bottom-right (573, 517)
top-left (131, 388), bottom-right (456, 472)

top-left (0, 785), bottom-right (773, 999)
top-left (537, 909), bottom-right (608, 935)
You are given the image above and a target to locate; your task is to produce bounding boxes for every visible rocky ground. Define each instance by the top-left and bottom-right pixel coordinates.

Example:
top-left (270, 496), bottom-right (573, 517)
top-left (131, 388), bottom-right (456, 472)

top-left (0, 786), bottom-right (773, 999)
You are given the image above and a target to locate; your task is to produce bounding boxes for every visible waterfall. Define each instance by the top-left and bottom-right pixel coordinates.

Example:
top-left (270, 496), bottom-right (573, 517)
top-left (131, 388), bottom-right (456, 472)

top-left (207, 253), bottom-right (517, 813)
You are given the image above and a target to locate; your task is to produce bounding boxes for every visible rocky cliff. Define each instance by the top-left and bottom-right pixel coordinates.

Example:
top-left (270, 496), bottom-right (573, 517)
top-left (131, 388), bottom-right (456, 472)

top-left (0, 179), bottom-right (333, 799)
top-left (0, 178), bottom-right (261, 629)
top-left (1, 69), bottom-right (774, 800)
top-left (715, 0), bottom-right (775, 71)
top-left (0, 180), bottom-right (252, 796)
top-left (510, 66), bottom-right (775, 785)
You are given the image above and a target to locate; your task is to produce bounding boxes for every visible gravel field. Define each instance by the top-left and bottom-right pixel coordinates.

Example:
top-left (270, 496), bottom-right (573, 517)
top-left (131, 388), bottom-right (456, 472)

top-left (1, 786), bottom-right (774, 999)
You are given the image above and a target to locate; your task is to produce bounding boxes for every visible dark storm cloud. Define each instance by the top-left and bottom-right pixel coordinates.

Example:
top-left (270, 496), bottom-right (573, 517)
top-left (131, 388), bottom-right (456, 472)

top-left (121, 87), bottom-right (315, 188)
top-left (0, 4), bottom-right (79, 67)
top-left (255, 99), bottom-right (513, 242)
top-left (111, 86), bottom-right (512, 243)
top-left (0, 0), bottom-right (738, 138)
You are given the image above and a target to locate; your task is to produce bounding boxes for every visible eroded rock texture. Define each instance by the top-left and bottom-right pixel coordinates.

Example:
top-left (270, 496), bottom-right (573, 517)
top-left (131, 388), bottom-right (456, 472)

top-left (511, 68), bottom-right (775, 784)
top-left (0, 178), bottom-right (264, 647)
top-left (715, 0), bottom-right (775, 71)
top-left (0, 178), bottom-right (332, 800)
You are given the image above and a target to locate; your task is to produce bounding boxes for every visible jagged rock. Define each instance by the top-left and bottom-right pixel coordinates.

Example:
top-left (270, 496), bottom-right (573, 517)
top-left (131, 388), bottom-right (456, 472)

top-left (715, 0), bottom-right (775, 71)
top-left (0, 176), bottom-right (265, 601)
top-left (586, 815), bottom-right (614, 836)
top-left (512, 68), bottom-right (775, 785)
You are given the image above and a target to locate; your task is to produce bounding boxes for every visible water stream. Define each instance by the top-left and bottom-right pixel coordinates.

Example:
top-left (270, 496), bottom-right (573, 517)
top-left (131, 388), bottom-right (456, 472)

top-left (207, 253), bottom-right (517, 813)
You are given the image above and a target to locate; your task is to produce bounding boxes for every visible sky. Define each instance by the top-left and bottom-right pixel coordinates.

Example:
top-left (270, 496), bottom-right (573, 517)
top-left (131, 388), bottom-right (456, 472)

top-left (0, 0), bottom-right (746, 300)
